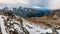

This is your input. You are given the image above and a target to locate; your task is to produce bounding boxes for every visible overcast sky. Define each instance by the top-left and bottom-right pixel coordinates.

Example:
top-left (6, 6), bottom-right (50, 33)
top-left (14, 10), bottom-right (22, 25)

top-left (0, 0), bottom-right (60, 9)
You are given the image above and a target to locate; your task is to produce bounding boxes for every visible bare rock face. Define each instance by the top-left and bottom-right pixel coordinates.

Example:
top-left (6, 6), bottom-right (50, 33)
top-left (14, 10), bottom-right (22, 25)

top-left (53, 10), bottom-right (60, 17)
top-left (3, 10), bottom-right (13, 16)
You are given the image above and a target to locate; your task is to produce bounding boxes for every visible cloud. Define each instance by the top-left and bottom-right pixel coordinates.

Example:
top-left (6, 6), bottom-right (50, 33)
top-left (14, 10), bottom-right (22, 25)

top-left (0, 0), bottom-right (48, 6)
top-left (0, 0), bottom-right (44, 5)
top-left (29, 0), bottom-right (60, 9)
top-left (32, 6), bottom-right (42, 9)
top-left (0, 0), bottom-right (30, 4)
top-left (16, 0), bottom-right (30, 4)
top-left (0, 0), bottom-right (60, 9)
top-left (0, 0), bottom-right (15, 4)
top-left (47, 0), bottom-right (60, 9)
top-left (29, 0), bottom-right (42, 5)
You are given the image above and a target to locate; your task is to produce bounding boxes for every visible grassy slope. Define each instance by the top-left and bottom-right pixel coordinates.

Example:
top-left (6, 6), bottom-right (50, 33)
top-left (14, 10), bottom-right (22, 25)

top-left (25, 13), bottom-right (60, 29)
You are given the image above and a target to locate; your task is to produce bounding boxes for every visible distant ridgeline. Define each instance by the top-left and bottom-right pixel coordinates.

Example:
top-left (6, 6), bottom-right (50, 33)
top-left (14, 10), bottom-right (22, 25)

top-left (0, 6), bottom-right (51, 17)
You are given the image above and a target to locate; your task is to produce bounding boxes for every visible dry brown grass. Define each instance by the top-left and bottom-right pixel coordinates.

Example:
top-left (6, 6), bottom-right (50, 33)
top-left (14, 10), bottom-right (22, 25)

top-left (25, 14), bottom-right (60, 29)
top-left (25, 16), bottom-right (51, 27)
top-left (0, 12), bottom-right (4, 15)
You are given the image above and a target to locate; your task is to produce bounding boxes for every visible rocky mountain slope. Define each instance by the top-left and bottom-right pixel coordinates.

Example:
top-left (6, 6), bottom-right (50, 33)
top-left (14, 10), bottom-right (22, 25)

top-left (25, 10), bottom-right (60, 29)
top-left (0, 10), bottom-right (59, 34)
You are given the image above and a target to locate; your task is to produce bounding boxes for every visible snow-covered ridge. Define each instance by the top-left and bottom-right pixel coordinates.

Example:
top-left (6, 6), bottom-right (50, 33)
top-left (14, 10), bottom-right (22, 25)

top-left (0, 15), bottom-right (60, 34)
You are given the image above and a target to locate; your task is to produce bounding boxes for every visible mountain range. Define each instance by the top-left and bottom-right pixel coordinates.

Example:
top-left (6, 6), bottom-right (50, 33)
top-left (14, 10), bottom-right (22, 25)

top-left (0, 4), bottom-right (51, 17)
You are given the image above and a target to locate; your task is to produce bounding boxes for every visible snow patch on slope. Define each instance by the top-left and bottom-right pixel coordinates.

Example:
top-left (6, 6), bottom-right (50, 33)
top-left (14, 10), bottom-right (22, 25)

top-left (22, 18), bottom-right (52, 34)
